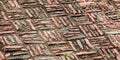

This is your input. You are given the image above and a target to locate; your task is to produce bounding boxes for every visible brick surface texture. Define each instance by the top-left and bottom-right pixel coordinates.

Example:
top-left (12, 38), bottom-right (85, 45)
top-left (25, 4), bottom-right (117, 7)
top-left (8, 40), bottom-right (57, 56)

top-left (0, 0), bottom-right (120, 60)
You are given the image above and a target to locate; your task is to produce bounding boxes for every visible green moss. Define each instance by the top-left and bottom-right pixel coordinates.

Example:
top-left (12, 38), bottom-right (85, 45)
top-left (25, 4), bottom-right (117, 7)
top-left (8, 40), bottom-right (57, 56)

top-left (63, 52), bottom-right (75, 59)
top-left (103, 0), bottom-right (109, 3)
top-left (92, 47), bottom-right (100, 52)
top-left (109, 5), bottom-right (115, 10)
top-left (63, 52), bottom-right (72, 57)
top-left (19, 23), bottom-right (30, 31)
top-left (117, 9), bottom-right (120, 17)
top-left (103, 55), bottom-right (112, 59)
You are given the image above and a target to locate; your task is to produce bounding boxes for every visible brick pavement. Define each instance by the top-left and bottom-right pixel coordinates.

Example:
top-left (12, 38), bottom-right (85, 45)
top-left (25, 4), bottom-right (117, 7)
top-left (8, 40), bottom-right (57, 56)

top-left (0, 0), bottom-right (120, 60)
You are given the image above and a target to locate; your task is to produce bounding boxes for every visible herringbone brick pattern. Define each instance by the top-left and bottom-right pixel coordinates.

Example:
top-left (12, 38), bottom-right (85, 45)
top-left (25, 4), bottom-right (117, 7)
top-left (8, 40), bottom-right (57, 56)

top-left (0, 0), bottom-right (120, 60)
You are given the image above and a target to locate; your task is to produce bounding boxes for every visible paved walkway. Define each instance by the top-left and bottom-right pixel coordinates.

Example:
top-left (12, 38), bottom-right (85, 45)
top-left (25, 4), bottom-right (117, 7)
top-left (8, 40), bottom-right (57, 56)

top-left (0, 0), bottom-right (120, 60)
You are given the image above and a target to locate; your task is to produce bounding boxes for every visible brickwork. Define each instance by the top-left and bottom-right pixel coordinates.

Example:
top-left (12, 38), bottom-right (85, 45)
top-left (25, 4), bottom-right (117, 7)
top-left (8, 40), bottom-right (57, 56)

top-left (0, 0), bottom-right (120, 60)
